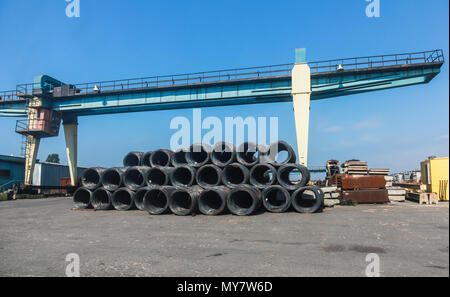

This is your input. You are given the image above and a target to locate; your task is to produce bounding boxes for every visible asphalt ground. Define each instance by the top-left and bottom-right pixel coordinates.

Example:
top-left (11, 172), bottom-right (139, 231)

top-left (0, 197), bottom-right (448, 277)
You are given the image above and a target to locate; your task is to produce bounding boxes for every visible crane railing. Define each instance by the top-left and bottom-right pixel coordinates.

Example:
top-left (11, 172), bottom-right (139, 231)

top-left (0, 49), bottom-right (444, 101)
top-left (308, 49), bottom-right (444, 73)
top-left (66, 63), bottom-right (294, 96)
top-left (0, 90), bottom-right (19, 101)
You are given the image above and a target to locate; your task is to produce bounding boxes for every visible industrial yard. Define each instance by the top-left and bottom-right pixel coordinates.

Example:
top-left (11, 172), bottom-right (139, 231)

top-left (0, 0), bottom-right (448, 281)
top-left (0, 197), bottom-right (447, 277)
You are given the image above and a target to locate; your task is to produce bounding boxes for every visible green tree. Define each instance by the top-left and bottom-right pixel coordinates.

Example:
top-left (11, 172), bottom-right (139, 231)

top-left (46, 153), bottom-right (60, 164)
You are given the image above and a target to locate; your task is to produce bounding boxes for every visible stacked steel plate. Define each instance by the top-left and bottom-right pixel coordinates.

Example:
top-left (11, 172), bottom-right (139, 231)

top-left (341, 160), bottom-right (368, 175)
top-left (368, 168), bottom-right (390, 176)
top-left (330, 174), bottom-right (389, 204)
top-left (73, 141), bottom-right (324, 216)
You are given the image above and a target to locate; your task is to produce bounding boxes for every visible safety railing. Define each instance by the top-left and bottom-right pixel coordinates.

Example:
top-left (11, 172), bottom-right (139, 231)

top-left (69, 63), bottom-right (294, 95)
top-left (15, 118), bottom-right (57, 131)
top-left (64, 49), bottom-right (445, 95)
top-left (0, 90), bottom-right (19, 101)
top-left (0, 83), bottom-right (34, 101)
top-left (15, 119), bottom-right (29, 132)
top-left (0, 49), bottom-right (444, 100)
top-left (15, 117), bottom-right (61, 138)
top-left (308, 49), bottom-right (444, 73)
top-left (0, 180), bottom-right (22, 192)
top-left (16, 83), bottom-right (34, 96)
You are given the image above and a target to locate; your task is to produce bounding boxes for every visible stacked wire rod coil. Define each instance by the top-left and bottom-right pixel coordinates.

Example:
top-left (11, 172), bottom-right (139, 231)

top-left (73, 141), bottom-right (324, 216)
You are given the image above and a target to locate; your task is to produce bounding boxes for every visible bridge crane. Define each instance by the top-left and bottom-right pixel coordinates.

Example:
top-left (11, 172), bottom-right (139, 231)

top-left (0, 49), bottom-right (444, 186)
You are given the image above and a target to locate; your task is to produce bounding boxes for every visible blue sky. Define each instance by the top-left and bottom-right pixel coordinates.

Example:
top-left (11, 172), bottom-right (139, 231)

top-left (0, 0), bottom-right (448, 173)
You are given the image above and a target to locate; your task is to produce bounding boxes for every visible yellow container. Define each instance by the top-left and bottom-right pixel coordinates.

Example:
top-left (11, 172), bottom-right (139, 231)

top-left (421, 157), bottom-right (449, 201)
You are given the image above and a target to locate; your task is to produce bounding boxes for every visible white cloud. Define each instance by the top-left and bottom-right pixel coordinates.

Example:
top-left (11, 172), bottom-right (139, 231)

top-left (323, 125), bottom-right (344, 133)
top-left (436, 134), bottom-right (449, 141)
top-left (353, 120), bottom-right (381, 130)
top-left (360, 134), bottom-right (382, 143)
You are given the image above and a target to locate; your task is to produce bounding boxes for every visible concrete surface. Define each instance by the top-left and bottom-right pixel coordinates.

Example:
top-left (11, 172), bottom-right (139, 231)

top-left (0, 198), bottom-right (448, 277)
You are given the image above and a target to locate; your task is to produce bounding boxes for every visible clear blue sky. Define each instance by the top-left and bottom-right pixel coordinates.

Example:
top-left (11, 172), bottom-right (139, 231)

top-left (0, 0), bottom-right (448, 173)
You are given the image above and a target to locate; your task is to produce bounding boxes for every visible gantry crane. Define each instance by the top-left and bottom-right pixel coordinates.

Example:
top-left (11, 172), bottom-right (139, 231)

top-left (0, 49), bottom-right (444, 186)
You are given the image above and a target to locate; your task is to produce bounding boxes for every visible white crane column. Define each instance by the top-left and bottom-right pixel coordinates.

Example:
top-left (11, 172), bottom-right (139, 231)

top-left (292, 48), bottom-right (312, 166)
top-left (63, 116), bottom-right (78, 186)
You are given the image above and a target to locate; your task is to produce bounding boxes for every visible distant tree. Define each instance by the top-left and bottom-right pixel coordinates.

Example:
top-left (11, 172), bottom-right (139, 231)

top-left (46, 153), bottom-right (60, 164)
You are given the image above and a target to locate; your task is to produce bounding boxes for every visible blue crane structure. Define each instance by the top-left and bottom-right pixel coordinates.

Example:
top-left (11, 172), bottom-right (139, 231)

top-left (0, 49), bottom-right (444, 186)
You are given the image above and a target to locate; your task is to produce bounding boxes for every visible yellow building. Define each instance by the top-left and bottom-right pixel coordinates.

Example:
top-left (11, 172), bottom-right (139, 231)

top-left (421, 157), bottom-right (449, 201)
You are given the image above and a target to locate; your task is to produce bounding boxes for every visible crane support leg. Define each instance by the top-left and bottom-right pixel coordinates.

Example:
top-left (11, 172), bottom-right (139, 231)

top-left (24, 136), bottom-right (40, 185)
top-left (63, 117), bottom-right (78, 186)
top-left (23, 97), bottom-right (43, 185)
top-left (292, 49), bottom-right (311, 166)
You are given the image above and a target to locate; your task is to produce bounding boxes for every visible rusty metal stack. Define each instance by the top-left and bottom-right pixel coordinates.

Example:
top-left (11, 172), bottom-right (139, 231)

top-left (328, 174), bottom-right (389, 204)
top-left (338, 175), bottom-right (386, 190)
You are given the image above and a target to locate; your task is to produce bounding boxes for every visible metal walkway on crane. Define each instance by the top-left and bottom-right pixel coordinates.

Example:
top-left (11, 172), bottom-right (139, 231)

top-left (0, 49), bottom-right (444, 117)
